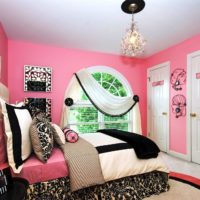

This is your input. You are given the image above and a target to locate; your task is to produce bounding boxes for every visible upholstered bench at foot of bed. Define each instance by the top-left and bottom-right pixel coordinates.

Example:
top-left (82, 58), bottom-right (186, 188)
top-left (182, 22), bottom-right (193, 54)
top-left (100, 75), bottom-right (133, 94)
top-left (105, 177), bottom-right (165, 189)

top-left (12, 147), bottom-right (68, 184)
top-left (26, 171), bottom-right (169, 200)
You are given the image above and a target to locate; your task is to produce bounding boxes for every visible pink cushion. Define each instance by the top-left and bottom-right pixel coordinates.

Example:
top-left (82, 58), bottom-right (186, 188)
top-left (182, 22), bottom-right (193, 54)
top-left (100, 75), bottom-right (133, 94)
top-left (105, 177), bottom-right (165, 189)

top-left (12, 147), bottom-right (68, 184)
top-left (63, 128), bottom-right (79, 143)
top-left (0, 118), bottom-right (7, 164)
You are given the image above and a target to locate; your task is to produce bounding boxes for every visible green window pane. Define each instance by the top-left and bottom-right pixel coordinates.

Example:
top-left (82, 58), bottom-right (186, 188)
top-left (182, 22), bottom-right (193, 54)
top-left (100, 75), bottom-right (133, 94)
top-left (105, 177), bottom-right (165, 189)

top-left (108, 86), bottom-right (118, 96)
top-left (102, 73), bottom-right (115, 83)
top-left (92, 73), bottom-right (101, 81)
top-left (113, 79), bottom-right (127, 97)
top-left (69, 107), bottom-right (98, 123)
top-left (119, 88), bottom-right (127, 97)
top-left (104, 114), bottom-right (128, 122)
top-left (113, 79), bottom-right (123, 89)
top-left (102, 82), bottom-right (110, 90)
top-left (70, 124), bottom-right (99, 134)
top-left (105, 123), bottom-right (128, 131)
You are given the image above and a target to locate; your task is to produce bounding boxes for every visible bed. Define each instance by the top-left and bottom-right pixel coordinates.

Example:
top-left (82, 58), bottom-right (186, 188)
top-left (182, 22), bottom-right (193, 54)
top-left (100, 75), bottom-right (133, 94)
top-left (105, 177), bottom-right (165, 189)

top-left (0, 82), bottom-right (169, 200)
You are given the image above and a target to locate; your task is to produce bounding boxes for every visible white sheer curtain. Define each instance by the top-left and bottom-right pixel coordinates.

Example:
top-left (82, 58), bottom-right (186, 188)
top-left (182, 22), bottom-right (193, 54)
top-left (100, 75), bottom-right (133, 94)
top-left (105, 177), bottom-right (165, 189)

top-left (75, 69), bottom-right (136, 116)
top-left (132, 104), bottom-right (142, 134)
top-left (60, 76), bottom-right (81, 128)
top-left (60, 68), bottom-right (142, 134)
top-left (0, 83), bottom-right (9, 102)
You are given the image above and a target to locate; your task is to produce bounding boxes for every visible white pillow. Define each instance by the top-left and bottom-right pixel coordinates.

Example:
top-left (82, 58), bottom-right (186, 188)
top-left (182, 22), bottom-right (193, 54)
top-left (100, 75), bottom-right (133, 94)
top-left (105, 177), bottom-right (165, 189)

top-left (0, 98), bottom-right (32, 173)
top-left (52, 123), bottom-right (65, 145)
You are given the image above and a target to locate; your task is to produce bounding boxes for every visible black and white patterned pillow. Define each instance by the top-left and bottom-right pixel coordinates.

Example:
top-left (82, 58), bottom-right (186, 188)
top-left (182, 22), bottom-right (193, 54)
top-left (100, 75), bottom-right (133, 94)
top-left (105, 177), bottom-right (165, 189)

top-left (30, 114), bottom-right (54, 162)
top-left (0, 100), bottom-right (32, 173)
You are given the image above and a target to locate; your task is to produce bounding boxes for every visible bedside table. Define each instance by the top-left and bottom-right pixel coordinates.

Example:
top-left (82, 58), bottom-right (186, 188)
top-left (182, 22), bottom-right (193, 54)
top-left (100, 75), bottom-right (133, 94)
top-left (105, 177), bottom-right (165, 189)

top-left (1, 177), bottom-right (29, 200)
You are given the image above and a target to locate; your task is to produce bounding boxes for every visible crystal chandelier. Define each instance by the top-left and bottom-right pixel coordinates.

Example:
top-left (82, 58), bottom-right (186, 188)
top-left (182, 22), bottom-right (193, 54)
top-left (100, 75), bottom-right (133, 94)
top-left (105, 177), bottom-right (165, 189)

top-left (121, 0), bottom-right (146, 57)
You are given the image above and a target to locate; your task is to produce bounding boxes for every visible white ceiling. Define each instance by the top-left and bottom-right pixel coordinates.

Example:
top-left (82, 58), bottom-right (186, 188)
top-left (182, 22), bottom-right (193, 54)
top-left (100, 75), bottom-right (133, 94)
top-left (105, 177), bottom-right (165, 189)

top-left (0, 0), bottom-right (200, 58)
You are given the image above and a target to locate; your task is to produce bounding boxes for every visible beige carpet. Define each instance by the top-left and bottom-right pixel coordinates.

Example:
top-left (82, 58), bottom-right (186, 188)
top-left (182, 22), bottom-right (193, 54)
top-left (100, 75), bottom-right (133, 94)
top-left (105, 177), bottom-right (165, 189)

top-left (144, 179), bottom-right (200, 200)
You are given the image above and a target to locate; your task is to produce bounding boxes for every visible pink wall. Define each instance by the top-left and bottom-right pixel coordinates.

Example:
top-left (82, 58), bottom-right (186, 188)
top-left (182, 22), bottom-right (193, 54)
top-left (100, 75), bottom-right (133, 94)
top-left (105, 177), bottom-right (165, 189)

top-left (7, 32), bottom-right (200, 155)
top-left (8, 40), bottom-right (147, 133)
top-left (146, 33), bottom-right (200, 154)
top-left (0, 23), bottom-right (8, 85)
top-left (7, 30), bottom-right (200, 155)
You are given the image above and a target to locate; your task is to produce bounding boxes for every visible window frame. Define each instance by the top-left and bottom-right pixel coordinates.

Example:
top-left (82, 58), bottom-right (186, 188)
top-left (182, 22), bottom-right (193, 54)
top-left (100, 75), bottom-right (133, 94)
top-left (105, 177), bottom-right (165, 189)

top-left (68, 66), bottom-right (133, 133)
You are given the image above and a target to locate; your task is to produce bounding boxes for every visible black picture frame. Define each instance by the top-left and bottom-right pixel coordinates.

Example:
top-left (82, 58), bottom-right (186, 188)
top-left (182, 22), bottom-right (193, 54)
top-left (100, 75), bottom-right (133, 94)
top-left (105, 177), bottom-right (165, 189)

top-left (24, 65), bottom-right (52, 92)
top-left (25, 98), bottom-right (52, 121)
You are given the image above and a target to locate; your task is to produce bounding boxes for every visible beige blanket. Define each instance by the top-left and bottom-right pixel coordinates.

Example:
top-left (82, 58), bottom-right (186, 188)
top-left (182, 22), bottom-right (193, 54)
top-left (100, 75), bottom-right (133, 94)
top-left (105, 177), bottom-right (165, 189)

top-left (60, 137), bottom-right (105, 192)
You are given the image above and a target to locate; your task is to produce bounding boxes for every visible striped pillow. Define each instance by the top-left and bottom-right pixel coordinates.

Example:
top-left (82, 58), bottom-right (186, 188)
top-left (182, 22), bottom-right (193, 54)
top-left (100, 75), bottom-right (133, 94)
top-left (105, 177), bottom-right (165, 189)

top-left (62, 127), bottom-right (79, 143)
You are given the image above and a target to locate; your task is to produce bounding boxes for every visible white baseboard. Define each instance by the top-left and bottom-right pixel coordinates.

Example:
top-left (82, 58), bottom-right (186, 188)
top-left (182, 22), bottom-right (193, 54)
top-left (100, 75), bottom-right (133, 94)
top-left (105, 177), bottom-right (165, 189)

top-left (168, 150), bottom-right (191, 162)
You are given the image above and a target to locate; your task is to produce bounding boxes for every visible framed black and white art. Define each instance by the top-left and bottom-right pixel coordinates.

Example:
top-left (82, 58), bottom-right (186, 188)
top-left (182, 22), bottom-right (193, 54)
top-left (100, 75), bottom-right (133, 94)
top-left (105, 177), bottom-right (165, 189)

top-left (24, 65), bottom-right (52, 92)
top-left (25, 97), bottom-right (52, 121)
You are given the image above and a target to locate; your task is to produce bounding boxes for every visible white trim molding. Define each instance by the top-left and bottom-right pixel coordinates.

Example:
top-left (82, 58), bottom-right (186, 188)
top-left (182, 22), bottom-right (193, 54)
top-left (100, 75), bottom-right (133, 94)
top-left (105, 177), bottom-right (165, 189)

top-left (186, 50), bottom-right (200, 162)
top-left (168, 150), bottom-right (190, 161)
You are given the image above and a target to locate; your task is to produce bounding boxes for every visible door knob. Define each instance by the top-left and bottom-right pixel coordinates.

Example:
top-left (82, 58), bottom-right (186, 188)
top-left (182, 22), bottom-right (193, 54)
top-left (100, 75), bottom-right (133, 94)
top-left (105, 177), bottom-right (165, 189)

top-left (190, 113), bottom-right (197, 117)
top-left (162, 112), bottom-right (167, 115)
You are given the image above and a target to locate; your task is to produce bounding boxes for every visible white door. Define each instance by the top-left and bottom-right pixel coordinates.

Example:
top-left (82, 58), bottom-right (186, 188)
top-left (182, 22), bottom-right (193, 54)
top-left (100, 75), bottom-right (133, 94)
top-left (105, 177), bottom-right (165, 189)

top-left (188, 51), bottom-right (200, 164)
top-left (148, 62), bottom-right (170, 152)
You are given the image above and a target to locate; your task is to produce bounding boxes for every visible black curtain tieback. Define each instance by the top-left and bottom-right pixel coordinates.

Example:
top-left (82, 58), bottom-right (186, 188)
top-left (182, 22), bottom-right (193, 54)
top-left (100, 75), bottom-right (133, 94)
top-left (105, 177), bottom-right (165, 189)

top-left (133, 95), bottom-right (139, 102)
top-left (65, 98), bottom-right (74, 106)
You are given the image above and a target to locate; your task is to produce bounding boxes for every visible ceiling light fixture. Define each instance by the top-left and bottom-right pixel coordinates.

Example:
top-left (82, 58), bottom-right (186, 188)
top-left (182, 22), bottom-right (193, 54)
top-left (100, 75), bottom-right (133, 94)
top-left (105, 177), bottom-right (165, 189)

top-left (121, 0), bottom-right (146, 57)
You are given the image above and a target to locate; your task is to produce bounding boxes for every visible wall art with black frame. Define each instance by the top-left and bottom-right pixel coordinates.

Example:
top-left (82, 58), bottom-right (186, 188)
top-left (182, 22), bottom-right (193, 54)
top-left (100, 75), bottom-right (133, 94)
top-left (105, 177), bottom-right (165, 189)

top-left (25, 98), bottom-right (52, 121)
top-left (170, 68), bottom-right (186, 91)
top-left (171, 94), bottom-right (186, 118)
top-left (24, 65), bottom-right (52, 92)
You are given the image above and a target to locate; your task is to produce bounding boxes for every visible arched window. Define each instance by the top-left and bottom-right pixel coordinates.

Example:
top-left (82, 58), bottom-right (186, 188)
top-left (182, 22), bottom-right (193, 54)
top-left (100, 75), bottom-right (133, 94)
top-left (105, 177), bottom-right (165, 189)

top-left (62, 66), bottom-right (141, 134)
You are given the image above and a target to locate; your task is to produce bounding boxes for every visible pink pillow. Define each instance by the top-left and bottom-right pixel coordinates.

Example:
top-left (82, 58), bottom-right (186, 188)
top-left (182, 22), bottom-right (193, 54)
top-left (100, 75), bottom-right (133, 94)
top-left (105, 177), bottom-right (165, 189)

top-left (62, 128), bottom-right (79, 143)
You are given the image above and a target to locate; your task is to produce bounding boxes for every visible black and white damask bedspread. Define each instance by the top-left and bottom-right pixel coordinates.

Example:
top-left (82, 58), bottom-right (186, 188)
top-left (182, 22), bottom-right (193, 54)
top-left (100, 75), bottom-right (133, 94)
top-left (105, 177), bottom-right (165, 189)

top-left (80, 132), bottom-right (169, 182)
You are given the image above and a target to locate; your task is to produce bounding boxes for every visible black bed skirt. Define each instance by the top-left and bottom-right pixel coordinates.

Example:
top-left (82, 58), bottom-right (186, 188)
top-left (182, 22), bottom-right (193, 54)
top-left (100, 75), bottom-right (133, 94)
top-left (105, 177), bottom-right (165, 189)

top-left (26, 171), bottom-right (169, 200)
